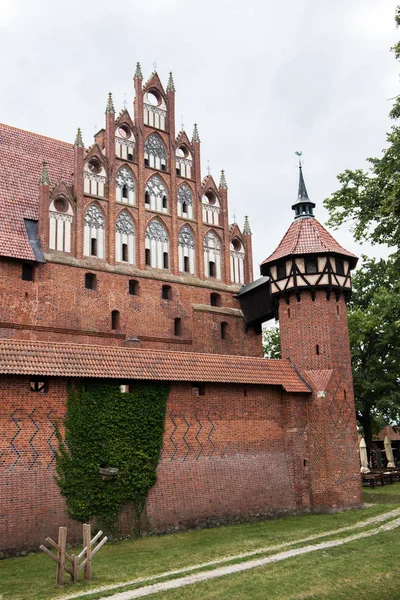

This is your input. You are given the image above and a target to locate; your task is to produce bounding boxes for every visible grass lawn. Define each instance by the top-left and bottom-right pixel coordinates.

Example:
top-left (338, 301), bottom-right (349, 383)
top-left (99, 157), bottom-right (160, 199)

top-left (0, 484), bottom-right (399, 600)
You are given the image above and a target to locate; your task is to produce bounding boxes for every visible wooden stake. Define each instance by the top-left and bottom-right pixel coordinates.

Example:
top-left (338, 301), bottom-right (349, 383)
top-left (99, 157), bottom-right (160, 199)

top-left (56, 527), bottom-right (67, 587)
top-left (82, 523), bottom-right (92, 581)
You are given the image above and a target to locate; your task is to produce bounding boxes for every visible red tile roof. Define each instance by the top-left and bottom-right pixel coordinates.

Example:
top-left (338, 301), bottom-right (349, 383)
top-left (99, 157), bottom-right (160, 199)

top-left (261, 218), bottom-right (357, 266)
top-left (377, 426), bottom-right (400, 441)
top-left (0, 339), bottom-right (310, 393)
top-left (0, 123), bottom-right (74, 261)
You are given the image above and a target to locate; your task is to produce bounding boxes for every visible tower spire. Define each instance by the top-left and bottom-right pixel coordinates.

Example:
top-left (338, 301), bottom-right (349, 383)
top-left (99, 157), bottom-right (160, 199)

top-left (192, 123), bottom-right (200, 143)
top-left (39, 161), bottom-right (50, 185)
top-left (105, 92), bottom-right (115, 114)
top-left (74, 127), bottom-right (84, 148)
top-left (243, 215), bottom-right (252, 235)
top-left (134, 62), bottom-right (143, 80)
top-left (166, 72), bottom-right (175, 92)
top-left (291, 159), bottom-right (315, 219)
top-left (219, 169), bottom-right (228, 189)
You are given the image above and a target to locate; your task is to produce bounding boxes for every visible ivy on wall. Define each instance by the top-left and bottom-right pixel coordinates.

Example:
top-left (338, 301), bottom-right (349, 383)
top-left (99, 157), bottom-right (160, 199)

top-left (55, 381), bottom-right (169, 534)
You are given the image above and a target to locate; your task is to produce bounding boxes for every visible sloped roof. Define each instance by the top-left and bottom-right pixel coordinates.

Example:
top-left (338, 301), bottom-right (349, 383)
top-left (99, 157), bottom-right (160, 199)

top-left (0, 339), bottom-right (311, 393)
top-left (261, 218), bottom-right (357, 267)
top-left (377, 426), bottom-right (400, 441)
top-left (0, 123), bottom-right (74, 261)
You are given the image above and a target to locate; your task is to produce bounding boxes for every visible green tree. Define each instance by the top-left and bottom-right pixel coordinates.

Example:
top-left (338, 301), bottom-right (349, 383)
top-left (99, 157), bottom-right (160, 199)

top-left (262, 324), bottom-right (281, 359)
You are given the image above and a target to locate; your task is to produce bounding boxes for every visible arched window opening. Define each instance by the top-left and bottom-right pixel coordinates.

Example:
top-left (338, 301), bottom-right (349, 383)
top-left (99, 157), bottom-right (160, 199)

top-left (177, 184), bottom-right (194, 219)
top-left (144, 89), bottom-right (167, 130)
top-left (115, 125), bottom-right (135, 161)
top-left (116, 167), bottom-right (136, 205)
top-left (111, 310), bottom-right (120, 330)
top-left (144, 133), bottom-right (167, 170)
top-left (85, 273), bottom-right (96, 290)
top-left (162, 285), bottom-right (172, 300)
top-left (210, 293), bottom-right (222, 307)
top-left (49, 197), bottom-right (73, 253)
top-left (230, 237), bottom-right (245, 284)
top-left (145, 219), bottom-right (169, 269)
top-left (175, 145), bottom-right (192, 179)
top-left (174, 318), bottom-right (182, 336)
top-left (202, 190), bottom-right (220, 225)
top-left (178, 224), bottom-right (196, 274)
top-left (84, 205), bottom-right (105, 259)
top-left (84, 158), bottom-right (106, 197)
top-left (204, 231), bottom-right (221, 279)
top-left (129, 279), bottom-right (139, 296)
top-left (221, 322), bottom-right (228, 340)
top-left (145, 175), bottom-right (168, 213)
top-left (116, 211), bottom-right (135, 265)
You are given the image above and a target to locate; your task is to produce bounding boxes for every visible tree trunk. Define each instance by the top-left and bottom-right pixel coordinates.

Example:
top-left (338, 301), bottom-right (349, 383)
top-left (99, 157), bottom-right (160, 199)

top-left (362, 411), bottom-right (373, 461)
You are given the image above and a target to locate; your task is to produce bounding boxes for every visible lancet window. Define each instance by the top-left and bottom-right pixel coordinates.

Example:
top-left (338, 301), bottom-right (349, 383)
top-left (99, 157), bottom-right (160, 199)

top-left (115, 124), bottom-right (135, 161)
top-left (178, 225), bottom-right (196, 274)
top-left (145, 219), bottom-right (169, 270)
top-left (84, 204), bottom-right (105, 259)
top-left (204, 230), bottom-right (222, 279)
top-left (145, 175), bottom-right (168, 213)
top-left (49, 198), bottom-right (73, 253)
top-left (144, 134), bottom-right (167, 171)
top-left (176, 145), bottom-right (192, 179)
top-left (202, 190), bottom-right (220, 225)
top-left (84, 158), bottom-right (106, 197)
top-left (230, 238), bottom-right (245, 284)
top-left (116, 167), bottom-right (136, 205)
top-left (116, 211), bottom-right (135, 264)
top-left (143, 89), bottom-right (167, 130)
top-left (177, 184), bottom-right (193, 219)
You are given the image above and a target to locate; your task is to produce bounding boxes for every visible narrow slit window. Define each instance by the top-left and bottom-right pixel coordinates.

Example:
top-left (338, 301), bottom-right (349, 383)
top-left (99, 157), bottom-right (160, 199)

top-left (145, 248), bottom-right (151, 265)
top-left (163, 252), bottom-right (169, 269)
top-left (91, 237), bottom-right (97, 257)
top-left (316, 344), bottom-right (320, 355)
top-left (129, 279), bottom-right (138, 295)
top-left (111, 310), bottom-right (120, 330)
top-left (209, 261), bottom-right (216, 277)
top-left (122, 243), bottom-right (128, 262)
top-left (162, 285), bottom-right (172, 300)
top-left (221, 322), bottom-right (228, 340)
top-left (184, 256), bottom-right (189, 272)
top-left (145, 191), bottom-right (150, 205)
top-left (174, 318), bottom-right (182, 336)
top-left (162, 195), bottom-right (168, 209)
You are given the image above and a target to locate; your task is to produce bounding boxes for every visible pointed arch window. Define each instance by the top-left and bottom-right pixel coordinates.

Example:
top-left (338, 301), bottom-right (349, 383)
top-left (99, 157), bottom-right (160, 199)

top-left (144, 134), bottom-right (167, 171)
top-left (178, 225), bottom-right (196, 274)
top-left (202, 190), bottom-right (220, 225)
top-left (49, 197), bottom-right (73, 253)
top-left (115, 124), bottom-right (135, 160)
top-left (84, 204), bottom-right (105, 259)
top-left (230, 238), bottom-right (245, 284)
top-left (204, 230), bottom-right (222, 279)
top-left (176, 145), bottom-right (192, 179)
top-left (177, 184), bottom-right (193, 219)
top-left (144, 89), bottom-right (167, 130)
top-left (116, 167), bottom-right (136, 205)
top-left (84, 158), bottom-right (106, 197)
top-left (145, 175), bottom-right (168, 213)
top-left (116, 211), bottom-right (135, 264)
top-left (145, 219), bottom-right (169, 270)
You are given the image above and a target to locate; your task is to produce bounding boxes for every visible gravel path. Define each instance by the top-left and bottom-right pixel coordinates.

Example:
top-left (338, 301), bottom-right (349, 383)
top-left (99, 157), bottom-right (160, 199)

top-left (62, 508), bottom-right (400, 600)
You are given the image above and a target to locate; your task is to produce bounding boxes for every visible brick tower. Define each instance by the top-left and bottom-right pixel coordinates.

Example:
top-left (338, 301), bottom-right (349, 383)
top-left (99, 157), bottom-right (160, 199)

top-left (261, 163), bottom-right (363, 510)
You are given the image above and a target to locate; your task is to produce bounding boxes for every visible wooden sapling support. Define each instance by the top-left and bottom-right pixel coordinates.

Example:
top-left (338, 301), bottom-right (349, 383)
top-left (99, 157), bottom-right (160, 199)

top-left (40, 524), bottom-right (107, 587)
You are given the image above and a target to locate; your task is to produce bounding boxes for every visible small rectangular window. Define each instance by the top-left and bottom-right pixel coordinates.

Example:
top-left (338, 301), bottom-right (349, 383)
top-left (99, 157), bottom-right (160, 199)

top-left (122, 243), bottom-right (128, 262)
top-left (336, 259), bottom-right (344, 276)
top-left (91, 238), bottom-right (97, 257)
top-left (145, 248), bottom-right (151, 266)
top-left (111, 310), bottom-right (120, 330)
top-left (163, 252), bottom-right (169, 269)
top-left (129, 280), bottom-right (138, 295)
top-left (184, 256), bottom-right (189, 272)
top-left (174, 318), bottom-right (182, 336)
top-left (162, 285), bottom-right (172, 300)
top-left (85, 273), bottom-right (96, 290)
top-left (221, 322), bottom-right (228, 340)
top-left (209, 261), bottom-right (216, 277)
top-left (22, 263), bottom-right (34, 281)
top-left (277, 263), bottom-right (286, 280)
top-left (193, 383), bottom-right (206, 396)
top-left (305, 259), bottom-right (318, 274)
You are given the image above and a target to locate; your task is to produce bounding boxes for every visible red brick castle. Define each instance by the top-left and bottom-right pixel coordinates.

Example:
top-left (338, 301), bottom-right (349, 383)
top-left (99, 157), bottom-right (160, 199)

top-left (0, 65), bottom-right (363, 552)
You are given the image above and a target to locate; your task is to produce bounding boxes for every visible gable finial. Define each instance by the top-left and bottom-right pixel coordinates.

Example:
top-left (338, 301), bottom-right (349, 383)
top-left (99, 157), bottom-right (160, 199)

top-left (39, 161), bottom-right (50, 185)
top-left (123, 92), bottom-right (127, 110)
top-left (219, 169), bottom-right (228, 189)
top-left (207, 160), bottom-right (211, 176)
top-left (192, 123), bottom-right (200, 143)
top-left (166, 72), bottom-right (175, 92)
top-left (134, 62), bottom-right (143, 80)
top-left (105, 92), bottom-right (115, 114)
top-left (243, 215), bottom-right (252, 235)
top-left (153, 59), bottom-right (157, 73)
top-left (74, 127), bottom-right (84, 148)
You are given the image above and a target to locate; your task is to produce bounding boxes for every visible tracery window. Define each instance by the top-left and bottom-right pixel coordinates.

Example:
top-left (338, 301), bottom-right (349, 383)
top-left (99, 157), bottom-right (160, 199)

top-left (176, 145), bottom-right (192, 179)
top-left (84, 158), bottom-right (106, 197)
top-left (49, 197), bottom-right (73, 253)
top-left (115, 124), bottom-right (135, 160)
top-left (144, 134), bottom-right (167, 171)
top-left (204, 230), bottom-right (221, 279)
top-left (115, 211), bottom-right (135, 264)
top-left (178, 225), bottom-right (196, 274)
top-left (202, 190), bottom-right (220, 225)
top-left (116, 167), bottom-right (136, 205)
top-left (145, 175), bottom-right (168, 213)
top-left (177, 184), bottom-right (193, 219)
top-left (145, 219), bottom-right (169, 270)
top-left (230, 238), bottom-right (245, 284)
top-left (144, 89), bottom-right (167, 130)
top-left (84, 204), bottom-right (105, 259)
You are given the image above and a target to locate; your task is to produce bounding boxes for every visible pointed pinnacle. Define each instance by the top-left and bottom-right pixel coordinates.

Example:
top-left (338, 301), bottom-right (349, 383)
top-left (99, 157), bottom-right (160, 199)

top-left (219, 170), bottom-right (228, 189)
top-left (166, 72), bottom-right (175, 92)
top-left (192, 123), bottom-right (200, 143)
top-left (39, 161), bottom-right (50, 185)
top-left (134, 62), bottom-right (143, 80)
top-left (74, 127), bottom-right (84, 148)
top-left (297, 164), bottom-right (310, 202)
top-left (243, 216), bottom-right (252, 235)
top-left (105, 92), bottom-right (115, 114)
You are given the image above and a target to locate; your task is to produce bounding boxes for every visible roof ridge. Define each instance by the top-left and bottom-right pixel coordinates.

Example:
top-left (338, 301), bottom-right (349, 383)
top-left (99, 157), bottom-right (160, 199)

top-left (0, 122), bottom-right (72, 149)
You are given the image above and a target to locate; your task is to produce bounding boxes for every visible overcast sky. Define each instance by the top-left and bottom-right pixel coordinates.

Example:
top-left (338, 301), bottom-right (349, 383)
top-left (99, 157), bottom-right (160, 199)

top-left (0, 0), bottom-right (398, 273)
